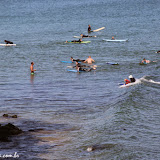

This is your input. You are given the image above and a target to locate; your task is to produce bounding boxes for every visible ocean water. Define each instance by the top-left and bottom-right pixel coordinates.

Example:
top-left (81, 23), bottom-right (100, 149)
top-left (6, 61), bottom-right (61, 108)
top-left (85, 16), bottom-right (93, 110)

top-left (0, 0), bottom-right (160, 159)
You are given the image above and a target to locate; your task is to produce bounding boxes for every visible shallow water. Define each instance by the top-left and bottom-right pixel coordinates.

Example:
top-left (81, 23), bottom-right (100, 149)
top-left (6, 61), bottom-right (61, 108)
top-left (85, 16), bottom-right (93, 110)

top-left (0, 0), bottom-right (160, 159)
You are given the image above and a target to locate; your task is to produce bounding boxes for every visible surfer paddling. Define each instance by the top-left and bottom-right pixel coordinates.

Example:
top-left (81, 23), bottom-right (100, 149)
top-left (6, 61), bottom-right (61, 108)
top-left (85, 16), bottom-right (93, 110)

top-left (124, 75), bottom-right (136, 85)
top-left (84, 56), bottom-right (95, 64)
top-left (66, 38), bottom-right (82, 43)
top-left (80, 34), bottom-right (96, 38)
top-left (141, 58), bottom-right (151, 64)
top-left (70, 57), bottom-right (85, 62)
top-left (4, 40), bottom-right (13, 44)
top-left (30, 62), bottom-right (36, 74)
top-left (156, 50), bottom-right (160, 53)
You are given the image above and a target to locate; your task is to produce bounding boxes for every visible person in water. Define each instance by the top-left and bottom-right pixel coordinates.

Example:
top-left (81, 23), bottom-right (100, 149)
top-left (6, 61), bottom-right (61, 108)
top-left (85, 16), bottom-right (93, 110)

top-left (84, 56), bottom-right (95, 64)
top-left (70, 57), bottom-right (85, 62)
top-left (80, 34), bottom-right (96, 38)
top-left (80, 34), bottom-right (90, 38)
top-left (4, 40), bottom-right (13, 44)
top-left (88, 25), bottom-right (91, 32)
top-left (129, 75), bottom-right (136, 82)
top-left (66, 38), bottom-right (82, 43)
top-left (124, 79), bottom-right (131, 85)
top-left (156, 50), bottom-right (160, 53)
top-left (111, 36), bottom-right (115, 40)
top-left (141, 58), bottom-right (151, 64)
top-left (30, 62), bottom-right (36, 73)
top-left (75, 61), bottom-right (96, 72)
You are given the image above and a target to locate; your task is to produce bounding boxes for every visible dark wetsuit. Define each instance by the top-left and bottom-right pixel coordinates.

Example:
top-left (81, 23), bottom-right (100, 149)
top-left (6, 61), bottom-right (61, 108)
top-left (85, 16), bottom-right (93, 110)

top-left (130, 78), bottom-right (136, 83)
top-left (76, 63), bottom-right (93, 72)
top-left (72, 39), bottom-right (82, 42)
top-left (4, 40), bottom-right (13, 44)
top-left (82, 35), bottom-right (89, 37)
top-left (72, 59), bottom-right (85, 62)
top-left (88, 26), bottom-right (91, 32)
top-left (79, 67), bottom-right (92, 72)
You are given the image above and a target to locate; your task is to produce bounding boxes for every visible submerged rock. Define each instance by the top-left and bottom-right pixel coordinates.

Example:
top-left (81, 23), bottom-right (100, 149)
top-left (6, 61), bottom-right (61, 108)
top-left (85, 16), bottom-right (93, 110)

top-left (0, 123), bottom-right (23, 142)
top-left (2, 114), bottom-right (18, 118)
top-left (3, 114), bottom-right (9, 117)
top-left (11, 115), bottom-right (18, 118)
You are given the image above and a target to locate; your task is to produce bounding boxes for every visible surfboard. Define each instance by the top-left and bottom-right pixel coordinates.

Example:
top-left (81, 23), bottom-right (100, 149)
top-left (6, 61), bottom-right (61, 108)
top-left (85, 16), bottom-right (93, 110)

top-left (73, 35), bottom-right (96, 38)
top-left (0, 44), bottom-right (16, 46)
top-left (66, 41), bottom-right (91, 43)
top-left (93, 27), bottom-right (105, 32)
top-left (61, 61), bottom-right (73, 63)
top-left (103, 39), bottom-right (128, 42)
top-left (61, 60), bottom-right (82, 63)
top-left (106, 62), bottom-right (119, 65)
top-left (139, 62), bottom-right (147, 65)
top-left (67, 69), bottom-right (83, 72)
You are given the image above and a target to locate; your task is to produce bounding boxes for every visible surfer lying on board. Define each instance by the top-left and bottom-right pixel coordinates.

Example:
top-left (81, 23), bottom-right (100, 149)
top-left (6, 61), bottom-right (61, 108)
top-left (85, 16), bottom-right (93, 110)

top-left (80, 34), bottom-right (96, 38)
top-left (75, 61), bottom-right (96, 72)
top-left (30, 62), bottom-right (36, 73)
top-left (70, 57), bottom-right (85, 62)
top-left (124, 75), bottom-right (136, 85)
top-left (88, 25), bottom-right (92, 32)
top-left (4, 40), bottom-right (13, 44)
top-left (84, 56), bottom-right (95, 64)
top-left (141, 58), bottom-right (151, 64)
top-left (66, 38), bottom-right (82, 43)
top-left (156, 50), bottom-right (160, 53)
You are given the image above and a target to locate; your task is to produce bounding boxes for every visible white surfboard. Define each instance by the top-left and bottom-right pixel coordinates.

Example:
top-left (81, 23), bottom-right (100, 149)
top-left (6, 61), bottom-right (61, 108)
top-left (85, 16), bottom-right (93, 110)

top-left (103, 39), bottom-right (128, 42)
top-left (0, 44), bottom-right (16, 46)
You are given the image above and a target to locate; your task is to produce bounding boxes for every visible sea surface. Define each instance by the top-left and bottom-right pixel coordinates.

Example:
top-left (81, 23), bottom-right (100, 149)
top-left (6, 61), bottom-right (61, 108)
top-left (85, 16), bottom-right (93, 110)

top-left (0, 0), bottom-right (160, 159)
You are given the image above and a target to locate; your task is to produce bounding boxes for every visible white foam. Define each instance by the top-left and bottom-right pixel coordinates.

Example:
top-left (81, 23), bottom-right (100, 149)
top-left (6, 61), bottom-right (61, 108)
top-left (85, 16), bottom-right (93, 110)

top-left (142, 78), bottom-right (160, 84)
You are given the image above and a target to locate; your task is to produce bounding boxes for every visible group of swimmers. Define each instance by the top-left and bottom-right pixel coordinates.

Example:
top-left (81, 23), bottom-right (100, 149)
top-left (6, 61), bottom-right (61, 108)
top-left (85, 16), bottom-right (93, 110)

top-left (30, 56), bottom-right (96, 73)
top-left (71, 56), bottom-right (96, 72)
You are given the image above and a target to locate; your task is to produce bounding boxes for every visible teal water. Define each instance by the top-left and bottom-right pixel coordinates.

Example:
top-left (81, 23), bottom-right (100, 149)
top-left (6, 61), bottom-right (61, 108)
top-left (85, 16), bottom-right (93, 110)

top-left (0, 0), bottom-right (160, 159)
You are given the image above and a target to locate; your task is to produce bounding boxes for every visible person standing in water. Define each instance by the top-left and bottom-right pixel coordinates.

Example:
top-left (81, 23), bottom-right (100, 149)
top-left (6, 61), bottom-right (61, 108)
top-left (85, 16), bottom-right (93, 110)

top-left (30, 62), bottom-right (36, 74)
top-left (84, 56), bottom-right (95, 64)
top-left (88, 25), bottom-right (91, 32)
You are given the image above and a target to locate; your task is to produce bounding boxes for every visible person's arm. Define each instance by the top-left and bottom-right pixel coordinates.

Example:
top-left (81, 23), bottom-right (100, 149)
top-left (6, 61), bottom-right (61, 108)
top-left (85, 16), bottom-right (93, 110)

top-left (83, 59), bottom-right (88, 63)
top-left (92, 59), bottom-right (95, 63)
